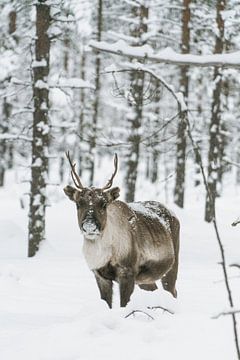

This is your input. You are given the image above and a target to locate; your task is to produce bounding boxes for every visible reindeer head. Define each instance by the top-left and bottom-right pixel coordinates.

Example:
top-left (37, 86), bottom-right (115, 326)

top-left (64, 153), bottom-right (120, 240)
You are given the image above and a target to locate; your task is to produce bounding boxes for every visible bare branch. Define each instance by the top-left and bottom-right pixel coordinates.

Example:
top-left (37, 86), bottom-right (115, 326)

top-left (230, 264), bottom-right (240, 269)
top-left (212, 309), bottom-right (240, 319)
top-left (0, 134), bottom-right (32, 142)
top-left (232, 219), bottom-right (240, 227)
top-left (125, 310), bottom-right (154, 320)
top-left (147, 305), bottom-right (174, 315)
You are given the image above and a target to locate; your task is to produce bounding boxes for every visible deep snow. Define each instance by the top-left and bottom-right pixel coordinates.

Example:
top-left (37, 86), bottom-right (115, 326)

top-left (0, 170), bottom-right (240, 360)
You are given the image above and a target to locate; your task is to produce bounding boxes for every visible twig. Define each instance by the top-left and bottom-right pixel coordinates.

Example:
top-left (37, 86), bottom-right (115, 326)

top-left (147, 305), bottom-right (174, 315)
top-left (212, 310), bottom-right (240, 319)
top-left (230, 264), bottom-right (240, 270)
top-left (125, 310), bottom-right (154, 320)
top-left (232, 219), bottom-right (240, 227)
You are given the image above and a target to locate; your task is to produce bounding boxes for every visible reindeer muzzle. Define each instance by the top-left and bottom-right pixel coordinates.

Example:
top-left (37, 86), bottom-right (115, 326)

top-left (82, 218), bottom-right (100, 238)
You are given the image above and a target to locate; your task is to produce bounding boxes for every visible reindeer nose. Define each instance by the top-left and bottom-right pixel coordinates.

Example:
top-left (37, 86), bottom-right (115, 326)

top-left (82, 221), bottom-right (98, 233)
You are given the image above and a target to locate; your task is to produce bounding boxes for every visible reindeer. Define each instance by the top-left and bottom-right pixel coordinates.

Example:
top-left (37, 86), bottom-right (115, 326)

top-left (64, 153), bottom-right (180, 308)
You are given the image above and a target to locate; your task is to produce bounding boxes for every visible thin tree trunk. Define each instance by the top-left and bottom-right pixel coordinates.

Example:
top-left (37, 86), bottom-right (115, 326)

top-left (205, 0), bottom-right (225, 222)
top-left (78, 49), bottom-right (86, 177)
top-left (89, 0), bottom-right (103, 185)
top-left (0, 9), bottom-right (16, 186)
top-left (174, 0), bottom-right (190, 208)
top-left (0, 99), bottom-right (11, 186)
top-left (125, 4), bottom-right (148, 202)
top-left (151, 79), bottom-right (161, 184)
top-left (28, 1), bottom-right (50, 257)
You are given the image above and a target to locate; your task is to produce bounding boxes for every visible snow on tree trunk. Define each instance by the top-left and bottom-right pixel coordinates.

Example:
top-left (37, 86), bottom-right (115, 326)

top-left (0, 99), bottom-right (11, 186)
top-left (174, 0), bottom-right (190, 208)
top-left (124, 4), bottom-right (148, 203)
top-left (0, 8), bottom-right (16, 187)
top-left (205, 0), bottom-right (225, 223)
top-left (28, 1), bottom-right (50, 257)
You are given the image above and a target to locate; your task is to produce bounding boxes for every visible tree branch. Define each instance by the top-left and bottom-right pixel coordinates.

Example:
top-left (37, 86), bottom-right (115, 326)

top-left (89, 40), bottom-right (240, 68)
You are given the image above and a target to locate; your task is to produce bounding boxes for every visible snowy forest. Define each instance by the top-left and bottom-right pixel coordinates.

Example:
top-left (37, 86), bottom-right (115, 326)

top-left (0, 0), bottom-right (240, 359)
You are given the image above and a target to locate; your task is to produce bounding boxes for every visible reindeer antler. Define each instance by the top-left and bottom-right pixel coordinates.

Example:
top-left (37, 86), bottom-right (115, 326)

top-left (102, 153), bottom-right (118, 190)
top-left (65, 151), bottom-right (84, 190)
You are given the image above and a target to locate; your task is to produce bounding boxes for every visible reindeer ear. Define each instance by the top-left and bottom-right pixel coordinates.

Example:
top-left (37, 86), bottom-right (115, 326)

top-left (63, 185), bottom-right (78, 201)
top-left (106, 187), bottom-right (120, 202)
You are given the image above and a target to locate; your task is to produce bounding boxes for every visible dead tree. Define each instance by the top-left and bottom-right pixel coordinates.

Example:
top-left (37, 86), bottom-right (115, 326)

top-left (174, 0), bottom-right (190, 208)
top-left (28, 0), bottom-right (50, 257)
top-left (205, 0), bottom-right (226, 222)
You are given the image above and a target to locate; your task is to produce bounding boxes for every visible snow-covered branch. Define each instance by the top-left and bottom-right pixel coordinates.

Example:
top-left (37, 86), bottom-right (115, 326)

top-left (89, 40), bottom-right (240, 68)
top-left (213, 309), bottom-right (240, 319)
top-left (11, 77), bottom-right (95, 90)
top-left (0, 134), bottom-right (32, 142)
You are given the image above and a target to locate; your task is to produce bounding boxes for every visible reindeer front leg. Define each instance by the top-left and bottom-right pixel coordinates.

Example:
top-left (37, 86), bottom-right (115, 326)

top-left (93, 270), bottom-right (113, 308)
top-left (116, 266), bottom-right (135, 307)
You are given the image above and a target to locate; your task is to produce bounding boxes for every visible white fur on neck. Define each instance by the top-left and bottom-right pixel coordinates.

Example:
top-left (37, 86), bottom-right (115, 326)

top-left (82, 235), bottom-right (113, 270)
top-left (82, 206), bottom-right (131, 270)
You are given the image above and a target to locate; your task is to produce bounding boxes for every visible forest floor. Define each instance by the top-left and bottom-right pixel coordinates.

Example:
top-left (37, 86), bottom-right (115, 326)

top-left (0, 172), bottom-right (240, 360)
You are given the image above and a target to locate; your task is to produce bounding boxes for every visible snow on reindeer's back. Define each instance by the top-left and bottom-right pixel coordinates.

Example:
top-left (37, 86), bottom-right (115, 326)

top-left (128, 201), bottom-right (172, 233)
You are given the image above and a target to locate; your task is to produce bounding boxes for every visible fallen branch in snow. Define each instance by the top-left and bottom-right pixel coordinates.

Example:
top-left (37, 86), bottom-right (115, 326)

top-left (230, 264), bottom-right (240, 270)
top-left (147, 305), bottom-right (174, 315)
top-left (232, 218), bottom-right (240, 227)
top-left (125, 310), bottom-right (154, 320)
top-left (89, 40), bottom-right (240, 68)
top-left (212, 309), bottom-right (240, 319)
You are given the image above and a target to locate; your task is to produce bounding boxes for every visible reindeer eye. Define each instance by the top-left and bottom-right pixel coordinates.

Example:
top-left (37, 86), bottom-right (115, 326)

top-left (76, 199), bottom-right (85, 209)
top-left (99, 201), bottom-right (107, 210)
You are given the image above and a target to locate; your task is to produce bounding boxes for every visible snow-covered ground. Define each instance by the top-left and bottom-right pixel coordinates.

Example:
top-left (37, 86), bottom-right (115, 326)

top-left (0, 171), bottom-right (240, 360)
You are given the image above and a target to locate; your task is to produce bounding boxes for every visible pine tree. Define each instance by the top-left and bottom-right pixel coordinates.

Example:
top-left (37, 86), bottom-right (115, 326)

top-left (28, 0), bottom-right (51, 256)
top-left (205, 0), bottom-right (226, 222)
top-left (174, 0), bottom-right (190, 208)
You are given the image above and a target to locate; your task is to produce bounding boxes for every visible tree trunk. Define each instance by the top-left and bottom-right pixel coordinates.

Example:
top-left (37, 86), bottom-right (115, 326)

top-left (0, 99), bottom-right (11, 186)
top-left (89, 0), bottom-right (103, 185)
top-left (205, 0), bottom-right (225, 222)
top-left (28, 1), bottom-right (50, 257)
top-left (78, 48), bottom-right (86, 177)
top-left (124, 4), bottom-right (148, 202)
top-left (174, 0), bottom-right (190, 208)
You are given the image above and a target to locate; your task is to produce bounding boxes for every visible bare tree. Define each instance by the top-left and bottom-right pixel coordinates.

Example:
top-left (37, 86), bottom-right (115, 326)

top-left (28, 0), bottom-right (50, 257)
